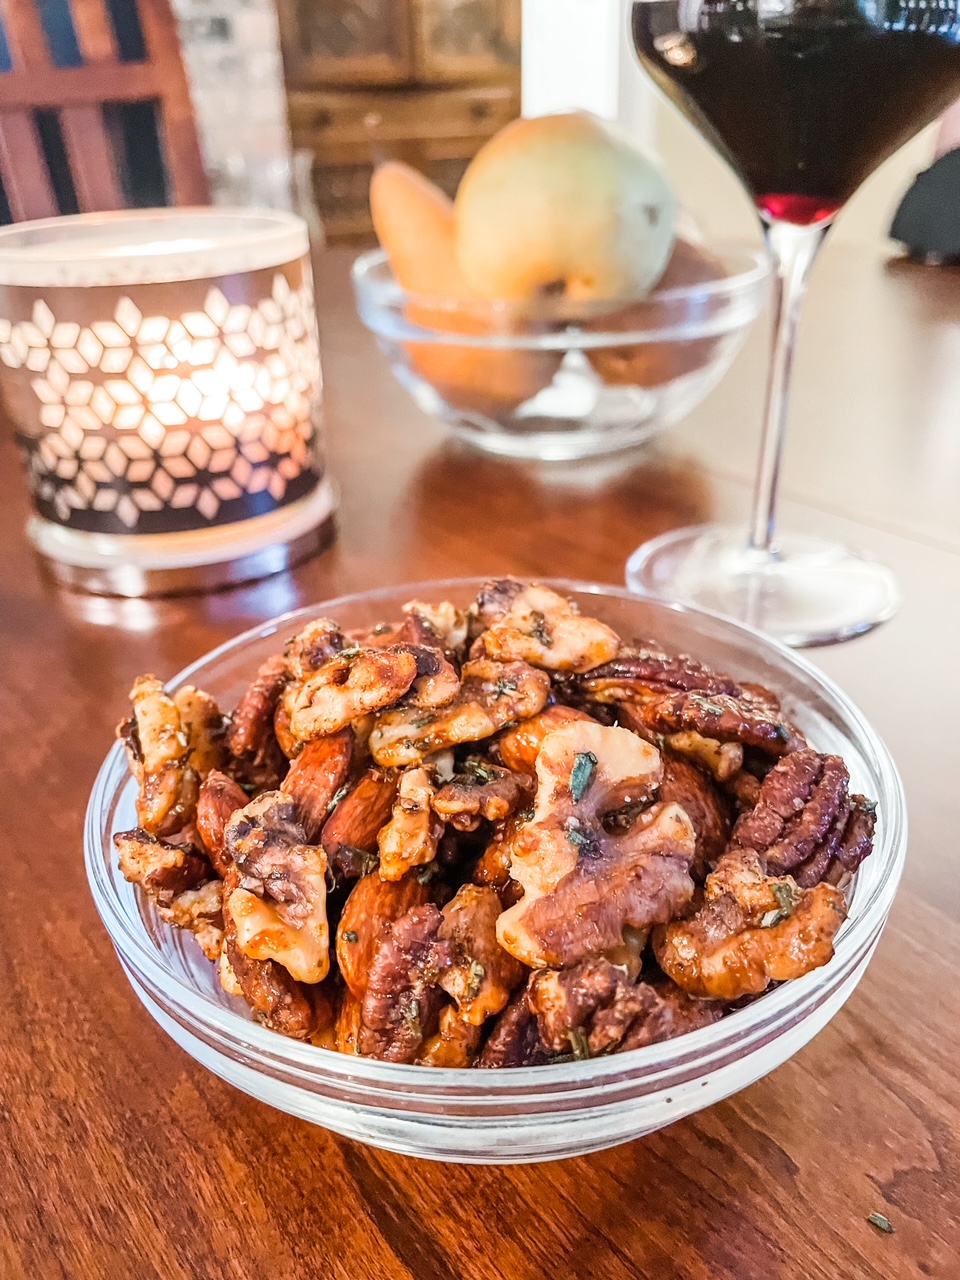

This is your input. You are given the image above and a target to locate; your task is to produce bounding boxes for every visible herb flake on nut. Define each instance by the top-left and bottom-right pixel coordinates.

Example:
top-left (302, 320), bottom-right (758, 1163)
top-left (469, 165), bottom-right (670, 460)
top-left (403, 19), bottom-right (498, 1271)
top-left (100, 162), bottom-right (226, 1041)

top-left (326, 783), bottom-right (351, 814)
top-left (465, 960), bottom-right (485, 1000)
top-left (866, 1212), bottom-right (894, 1235)
top-left (761, 880), bottom-right (802, 928)
top-left (570, 751), bottom-right (598, 802)
top-left (568, 1027), bottom-right (591, 1060)
top-left (529, 610), bottom-right (553, 647)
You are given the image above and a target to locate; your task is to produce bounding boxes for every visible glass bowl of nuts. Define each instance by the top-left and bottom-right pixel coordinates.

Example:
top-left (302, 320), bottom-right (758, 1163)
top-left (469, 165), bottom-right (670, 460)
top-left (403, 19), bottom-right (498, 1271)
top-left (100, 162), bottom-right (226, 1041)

top-left (85, 579), bottom-right (905, 1163)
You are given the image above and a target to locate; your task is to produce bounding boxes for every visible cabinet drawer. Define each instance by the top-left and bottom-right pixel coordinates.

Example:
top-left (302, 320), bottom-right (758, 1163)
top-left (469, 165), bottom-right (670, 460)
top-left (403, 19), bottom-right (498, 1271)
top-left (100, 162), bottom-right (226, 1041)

top-left (288, 83), bottom-right (519, 149)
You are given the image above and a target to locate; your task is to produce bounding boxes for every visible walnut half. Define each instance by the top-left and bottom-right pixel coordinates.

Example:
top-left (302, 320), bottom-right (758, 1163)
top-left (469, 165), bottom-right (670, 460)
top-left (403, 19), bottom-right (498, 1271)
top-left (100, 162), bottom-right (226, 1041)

top-left (653, 849), bottom-right (847, 1001)
top-left (223, 792), bottom-right (330, 984)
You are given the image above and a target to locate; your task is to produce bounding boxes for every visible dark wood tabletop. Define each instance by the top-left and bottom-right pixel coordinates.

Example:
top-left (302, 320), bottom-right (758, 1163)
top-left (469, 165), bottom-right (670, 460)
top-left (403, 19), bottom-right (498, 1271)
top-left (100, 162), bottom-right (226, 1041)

top-left (3, 244), bottom-right (959, 1280)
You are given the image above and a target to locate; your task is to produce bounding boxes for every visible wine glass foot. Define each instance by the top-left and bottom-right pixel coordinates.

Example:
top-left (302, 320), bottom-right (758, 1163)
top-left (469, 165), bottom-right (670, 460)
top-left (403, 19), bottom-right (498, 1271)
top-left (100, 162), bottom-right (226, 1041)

top-left (625, 524), bottom-right (901, 647)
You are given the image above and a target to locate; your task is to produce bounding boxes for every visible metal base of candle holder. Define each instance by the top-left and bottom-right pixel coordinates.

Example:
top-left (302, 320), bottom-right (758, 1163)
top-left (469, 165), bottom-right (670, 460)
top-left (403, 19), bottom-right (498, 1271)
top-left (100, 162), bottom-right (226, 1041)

top-left (29, 477), bottom-right (338, 598)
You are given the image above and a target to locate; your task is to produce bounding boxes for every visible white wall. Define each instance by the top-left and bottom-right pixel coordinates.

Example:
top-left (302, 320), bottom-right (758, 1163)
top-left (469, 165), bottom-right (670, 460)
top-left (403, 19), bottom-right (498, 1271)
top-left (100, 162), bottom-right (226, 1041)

top-left (521, 0), bottom-right (655, 144)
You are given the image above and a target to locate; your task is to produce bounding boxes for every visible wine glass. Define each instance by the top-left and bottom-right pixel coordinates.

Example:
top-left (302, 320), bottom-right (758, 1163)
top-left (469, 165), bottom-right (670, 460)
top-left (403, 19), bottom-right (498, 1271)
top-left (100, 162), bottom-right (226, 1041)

top-left (626, 0), bottom-right (960, 646)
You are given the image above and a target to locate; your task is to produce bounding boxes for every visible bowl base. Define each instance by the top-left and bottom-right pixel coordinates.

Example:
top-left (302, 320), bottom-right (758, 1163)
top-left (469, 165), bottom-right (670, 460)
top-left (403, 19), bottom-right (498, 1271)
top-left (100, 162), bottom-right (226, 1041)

top-left (29, 478), bottom-right (337, 598)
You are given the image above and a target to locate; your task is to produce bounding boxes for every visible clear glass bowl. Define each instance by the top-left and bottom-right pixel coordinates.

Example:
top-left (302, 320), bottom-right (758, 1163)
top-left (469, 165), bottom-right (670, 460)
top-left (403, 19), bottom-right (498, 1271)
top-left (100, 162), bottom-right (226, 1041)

top-left (85, 580), bottom-right (906, 1164)
top-left (351, 247), bottom-right (770, 460)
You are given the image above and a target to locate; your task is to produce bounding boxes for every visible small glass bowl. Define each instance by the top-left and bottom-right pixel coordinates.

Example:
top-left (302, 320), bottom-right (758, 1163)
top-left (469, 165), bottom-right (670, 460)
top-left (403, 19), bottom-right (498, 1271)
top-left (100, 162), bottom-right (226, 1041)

top-left (85, 580), bottom-right (906, 1164)
top-left (351, 248), bottom-right (770, 460)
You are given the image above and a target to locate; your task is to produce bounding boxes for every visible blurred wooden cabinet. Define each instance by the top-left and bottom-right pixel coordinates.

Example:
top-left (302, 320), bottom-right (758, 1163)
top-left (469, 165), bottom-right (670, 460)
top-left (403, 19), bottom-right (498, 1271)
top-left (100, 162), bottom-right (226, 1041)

top-left (278, 0), bottom-right (521, 244)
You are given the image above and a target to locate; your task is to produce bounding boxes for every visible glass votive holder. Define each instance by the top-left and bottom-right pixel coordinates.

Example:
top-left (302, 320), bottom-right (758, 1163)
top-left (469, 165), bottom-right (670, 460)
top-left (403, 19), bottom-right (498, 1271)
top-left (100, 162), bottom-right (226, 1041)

top-left (0, 209), bottom-right (336, 597)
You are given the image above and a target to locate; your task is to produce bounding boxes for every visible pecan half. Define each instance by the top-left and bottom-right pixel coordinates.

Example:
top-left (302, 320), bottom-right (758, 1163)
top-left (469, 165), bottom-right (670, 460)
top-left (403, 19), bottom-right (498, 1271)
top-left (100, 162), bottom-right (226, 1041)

top-left (358, 905), bottom-right (455, 1062)
top-left (637, 690), bottom-right (804, 757)
top-left (226, 653), bottom-right (290, 786)
top-left (729, 748), bottom-right (876, 886)
top-left (579, 642), bottom-right (743, 703)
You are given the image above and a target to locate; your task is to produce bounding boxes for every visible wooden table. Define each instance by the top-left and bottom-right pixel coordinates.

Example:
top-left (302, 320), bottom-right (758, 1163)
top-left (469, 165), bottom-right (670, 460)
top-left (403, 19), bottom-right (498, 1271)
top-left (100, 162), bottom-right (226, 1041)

top-left (3, 245), bottom-right (959, 1279)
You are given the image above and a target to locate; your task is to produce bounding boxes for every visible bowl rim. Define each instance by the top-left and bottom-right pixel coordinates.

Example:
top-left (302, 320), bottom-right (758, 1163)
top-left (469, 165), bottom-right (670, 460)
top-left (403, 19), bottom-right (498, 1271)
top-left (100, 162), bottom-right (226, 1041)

top-left (85, 577), bottom-right (906, 1092)
top-left (350, 246), bottom-right (772, 349)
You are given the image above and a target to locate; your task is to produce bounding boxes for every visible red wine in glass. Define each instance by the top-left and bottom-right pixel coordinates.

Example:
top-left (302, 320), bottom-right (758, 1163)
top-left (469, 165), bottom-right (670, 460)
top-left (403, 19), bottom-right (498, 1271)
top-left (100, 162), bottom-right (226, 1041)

top-left (632, 0), bottom-right (960, 225)
top-left (626, 0), bottom-right (960, 645)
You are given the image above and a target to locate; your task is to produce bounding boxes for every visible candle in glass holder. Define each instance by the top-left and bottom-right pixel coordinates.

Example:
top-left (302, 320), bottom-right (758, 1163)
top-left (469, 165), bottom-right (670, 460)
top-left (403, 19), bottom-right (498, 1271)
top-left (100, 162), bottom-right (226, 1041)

top-left (0, 209), bottom-right (335, 596)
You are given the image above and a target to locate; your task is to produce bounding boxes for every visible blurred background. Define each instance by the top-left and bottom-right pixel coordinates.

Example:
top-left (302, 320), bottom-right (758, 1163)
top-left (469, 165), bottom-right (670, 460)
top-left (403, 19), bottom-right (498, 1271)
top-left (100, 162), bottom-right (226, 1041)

top-left (0, 0), bottom-right (933, 248)
top-left (278, 0), bottom-right (938, 248)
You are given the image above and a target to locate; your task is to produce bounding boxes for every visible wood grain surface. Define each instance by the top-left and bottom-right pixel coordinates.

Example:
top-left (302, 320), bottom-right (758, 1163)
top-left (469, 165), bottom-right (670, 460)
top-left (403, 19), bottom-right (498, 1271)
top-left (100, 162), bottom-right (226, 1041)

top-left (2, 245), bottom-right (959, 1279)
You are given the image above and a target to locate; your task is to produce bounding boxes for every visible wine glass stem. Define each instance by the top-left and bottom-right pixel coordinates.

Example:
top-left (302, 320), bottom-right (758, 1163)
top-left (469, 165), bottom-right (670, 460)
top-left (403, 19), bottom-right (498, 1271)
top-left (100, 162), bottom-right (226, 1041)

top-left (747, 218), bottom-right (831, 555)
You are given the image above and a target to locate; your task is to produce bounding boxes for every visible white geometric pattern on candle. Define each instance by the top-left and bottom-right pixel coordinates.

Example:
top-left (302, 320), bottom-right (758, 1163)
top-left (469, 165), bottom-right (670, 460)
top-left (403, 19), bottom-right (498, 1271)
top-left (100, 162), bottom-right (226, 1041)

top-left (0, 271), bottom-right (321, 529)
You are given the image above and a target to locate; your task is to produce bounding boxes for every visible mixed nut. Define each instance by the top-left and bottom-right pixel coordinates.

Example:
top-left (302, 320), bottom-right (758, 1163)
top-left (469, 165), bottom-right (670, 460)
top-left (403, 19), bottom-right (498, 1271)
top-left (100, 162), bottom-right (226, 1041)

top-left (114, 581), bottom-right (877, 1068)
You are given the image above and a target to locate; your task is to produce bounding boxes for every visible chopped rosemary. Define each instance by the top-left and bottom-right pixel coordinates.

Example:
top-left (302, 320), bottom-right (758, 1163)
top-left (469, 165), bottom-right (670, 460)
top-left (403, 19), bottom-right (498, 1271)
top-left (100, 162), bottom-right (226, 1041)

top-left (326, 783), bottom-right (351, 813)
top-left (403, 999), bottom-right (421, 1039)
top-left (341, 844), bottom-right (379, 875)
top-left (342, 930), bottom-right (358, 943)
top-left (692, 696), bottom-right (725, 717)
top-left (529, 610), bottom-right (553, 647)
top-left (517, 807), bottom-right (535, 823)
top-left (773, 881), bottom-right (801, 913)
top-left (417, 862), bottom-right (439, 884)
top-left (775, 723), bottom-right (792, 743)
top-left (567, 827), bottom-right (590, 849)
top-left (568, 1027), bottom-right (591, 1060)
top-left (495, 678), bottom-right (519, 697)
top-left (866, 1212), bottom-right (894, 1235)
top-left (464, 758), bottom-right (498, 785)
top-left (465, 960), bottom-right (485, 1000)
top-left (760, 881), bottom-right (802, 928)
top-left (409, 716), bottom-right (435, 729)
top-left (570, 751), bottom-right (598, 802)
